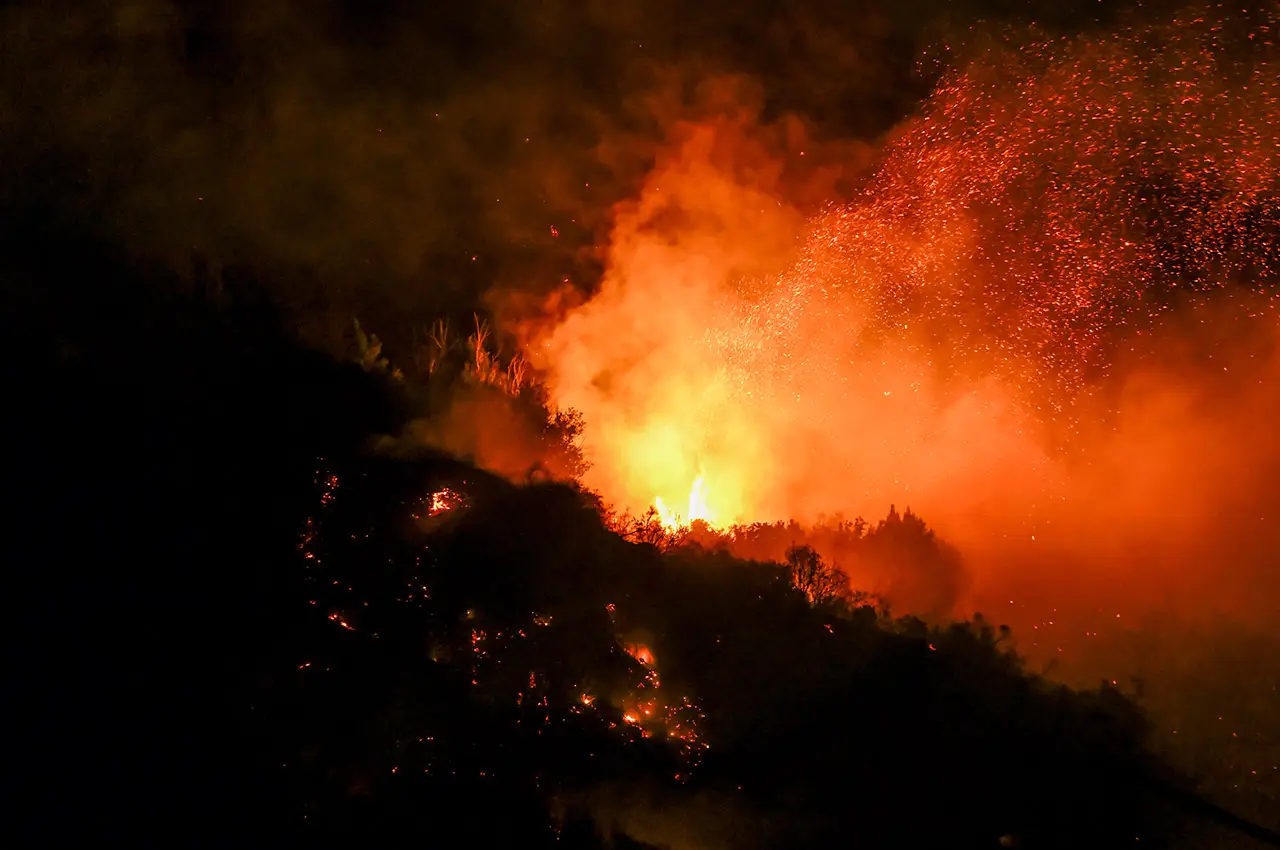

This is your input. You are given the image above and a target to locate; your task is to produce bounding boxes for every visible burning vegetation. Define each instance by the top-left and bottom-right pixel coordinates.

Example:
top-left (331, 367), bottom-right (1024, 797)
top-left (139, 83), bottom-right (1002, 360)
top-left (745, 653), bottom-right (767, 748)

top-left (525, 6), bottom-right (1280, 638)
top-left (9, 1), bottom-right (1280, 848)
top-left (286, 454), bottom-right (1202, 848)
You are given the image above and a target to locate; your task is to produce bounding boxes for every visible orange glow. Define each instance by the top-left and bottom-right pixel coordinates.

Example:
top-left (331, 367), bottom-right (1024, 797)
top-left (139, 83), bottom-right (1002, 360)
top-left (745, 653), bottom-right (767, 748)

top-left (610, 637), bottom-right (706, 757)
top-left (427, 488), bottom-right (462, 516)
top-left (623, 643), bottom-right (654, 666)
top-left (520, 19), bottom-right (1280, 628)
top-left (654, 474), bottom-right (715, 530)
top-left (525, 85), bottom-right (1054, 536)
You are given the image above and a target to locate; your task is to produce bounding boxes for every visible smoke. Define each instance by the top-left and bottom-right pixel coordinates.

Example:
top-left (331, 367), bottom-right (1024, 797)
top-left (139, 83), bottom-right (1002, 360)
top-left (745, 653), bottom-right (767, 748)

top-left (11, 0), bottom-right (1274, 645)
top-left (556, 783), bottom-right (780, 850)
top-left (525, 4), bottom-right (1280, 628)
top-left (0, 0), bottom-right (976, 341)
top-left (0, 0), bottom-right (638, 342)
top-left (11, 0), bottom-right (1278, 837)
top-left (2, 0), bottom-right (1147, 489)
top-left (980, 296), bottom-right (1280, 616)
top-left (515, 14), bottom-right (1280, 821)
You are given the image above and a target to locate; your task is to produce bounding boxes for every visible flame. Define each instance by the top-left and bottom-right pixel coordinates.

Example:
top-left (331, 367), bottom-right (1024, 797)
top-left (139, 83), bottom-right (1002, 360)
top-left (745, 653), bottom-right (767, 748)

top-left (624, 643), bottom-right (655, 666)
top-left (653, 475), bottom-right (716, 530)
top-left (428, 488), bottom-right (462, 516)
top-left (522, 12), bottom-right (1280, 627)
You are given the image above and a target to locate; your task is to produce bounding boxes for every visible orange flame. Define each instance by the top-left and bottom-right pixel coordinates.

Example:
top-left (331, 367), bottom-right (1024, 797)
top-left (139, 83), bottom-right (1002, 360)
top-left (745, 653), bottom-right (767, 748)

top-left (654, 475), bottom-right (715, 530)
top-left (427, 488), bottom-right (463, 517)
top-left (524, 19), bottom-right (1280, 629)
top-left (624, 643), bottom-right (655, 666)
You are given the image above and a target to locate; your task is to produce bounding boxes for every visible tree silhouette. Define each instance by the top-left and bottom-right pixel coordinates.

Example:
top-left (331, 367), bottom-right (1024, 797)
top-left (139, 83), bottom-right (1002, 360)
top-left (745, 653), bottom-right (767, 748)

top-left (785, 544), bottom-right (851, 606)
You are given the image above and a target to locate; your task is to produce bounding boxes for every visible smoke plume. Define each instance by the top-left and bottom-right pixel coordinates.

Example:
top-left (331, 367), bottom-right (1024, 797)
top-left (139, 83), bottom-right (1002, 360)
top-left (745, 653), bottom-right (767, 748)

top-left (526, 6), bottom-right (1280, 630)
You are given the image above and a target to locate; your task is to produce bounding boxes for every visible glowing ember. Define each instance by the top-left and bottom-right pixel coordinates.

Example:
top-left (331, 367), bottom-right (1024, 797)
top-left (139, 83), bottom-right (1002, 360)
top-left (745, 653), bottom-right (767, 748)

top-left (319, 473), bottom-right (340, 506)
top-left (427, 488), bottom-right (463, 517)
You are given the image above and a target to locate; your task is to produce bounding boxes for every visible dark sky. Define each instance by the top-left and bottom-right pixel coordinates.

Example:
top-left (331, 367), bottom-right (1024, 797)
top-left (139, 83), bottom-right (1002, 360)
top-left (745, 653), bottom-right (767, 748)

top-left (0, 0), bottom-right (1149, 333)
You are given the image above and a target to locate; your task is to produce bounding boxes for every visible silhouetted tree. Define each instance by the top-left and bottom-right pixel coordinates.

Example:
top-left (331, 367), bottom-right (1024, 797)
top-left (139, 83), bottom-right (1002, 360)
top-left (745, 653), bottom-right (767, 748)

top-left (786, 544), bottom-right (851, 606)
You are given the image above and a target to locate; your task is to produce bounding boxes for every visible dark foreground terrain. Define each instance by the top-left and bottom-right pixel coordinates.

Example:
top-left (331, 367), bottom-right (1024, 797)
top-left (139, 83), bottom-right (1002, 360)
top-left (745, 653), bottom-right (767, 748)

top-left (5, 231), bottom-right (1221, 849)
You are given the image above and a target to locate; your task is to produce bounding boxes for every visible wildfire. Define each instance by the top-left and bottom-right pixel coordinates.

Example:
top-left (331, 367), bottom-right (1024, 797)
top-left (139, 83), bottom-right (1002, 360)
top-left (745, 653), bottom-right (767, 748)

top-left (427, 488), bottom-right (463, 516)
top-left (623, 642), bottom-right (655, 666)
top-left (654, 475), bottom-right (716, 530)
top-left (527, 8), bottom-right (1280, 549)
top-left (611, 639), bottom-right (705, 756)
